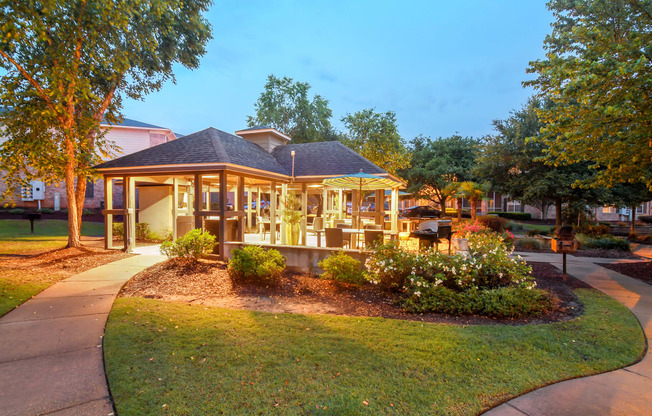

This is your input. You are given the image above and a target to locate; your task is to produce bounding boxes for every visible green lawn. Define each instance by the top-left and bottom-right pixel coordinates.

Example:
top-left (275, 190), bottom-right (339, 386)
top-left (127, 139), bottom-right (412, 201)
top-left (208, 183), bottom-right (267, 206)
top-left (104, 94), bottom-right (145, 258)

top-left (0, 219), bottom-right (104, 255)
top-left (0, 219), bottom-right (105, 315)
top-left (507, 221), bottom-right (555, 233)
top-left (105, 289), bottom-right (645, 415)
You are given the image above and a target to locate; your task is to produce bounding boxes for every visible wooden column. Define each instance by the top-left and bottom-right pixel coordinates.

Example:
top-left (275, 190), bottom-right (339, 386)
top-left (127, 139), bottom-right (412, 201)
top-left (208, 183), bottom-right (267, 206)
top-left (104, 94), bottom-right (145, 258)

top-left (270, 181), bottom-right (277, 245)
top-left (280, 183), bottom-right (287, 244)
top-left (338, 189), bottom-right (344, 219)
top-left (391, 187), bottom-right (399, 234)
top-left (193, 174), bottom-right (202, 231)
top-left (257, 186), bottom-right (262, 237)
top-left (172, 178), bottom-right (179, 240)
top-left (218, 171), bottom-right (227, 258)
top-left (104, 177), bottom-right (113, 250)
top-left (352, 188), bottom-right (358, 228)
top-left (375, 189), bottom-right (383, 226)
top-left (301, 183), bottom-right (308, 246)
top-left (247, 185), bottom-right (253, 232)
top-left (123, 176), bottom-right (136, 253)
top-left (322, 187), bottom-right (328, 220)
top-left (237, 176), bottom-right (245, 241)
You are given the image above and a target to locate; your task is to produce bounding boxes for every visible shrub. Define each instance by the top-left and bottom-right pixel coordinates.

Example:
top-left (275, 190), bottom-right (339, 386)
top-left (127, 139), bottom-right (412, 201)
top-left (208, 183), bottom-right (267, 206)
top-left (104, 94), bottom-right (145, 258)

top-left (403, 285), bottom-right (554, 318)
top-left (576, 222), bottom-right (610, 236)
top-left (112, 222), bottom-right (124, 237)
top-left (228, 245), bottom-right (286, 283)
top-left (477, 215), bottom-right (507, 232)
top-left (639, 215), bottom-right (652, 224)
top-left (318, 251), bottom-right (365, 285)
top-left (488, 212), bottom-right (532, 220)
top-left (82, 208), bottom-right (95, 216)
top-left (365, 241), bottom-right (417, 291)
top-left (8, 208), bottom-right (25, 214)
top-left (575, 233), bottom-right (630, 251)
top-left (453, 220), bottom-right (491, 239)
top-left (629, 232), bottom-right (652, 244)
top-left (160, 229), bottom-right (217, 263)
top-left (445, 208), bottom-right (471, 218)
top-left (515, 237), bottom-right (547, 250)
top-left (112, 222), bottom-right (154, 241)
top-left (38, 208), bottom-right (55, 214)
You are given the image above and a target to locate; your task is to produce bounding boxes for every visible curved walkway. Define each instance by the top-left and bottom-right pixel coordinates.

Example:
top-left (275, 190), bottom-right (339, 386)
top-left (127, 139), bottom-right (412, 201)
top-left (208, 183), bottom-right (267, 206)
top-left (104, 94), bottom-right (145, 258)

top-left (484, 251), bottom-right (652, 416)
top-left (0, 254), bottom-right (164, 416)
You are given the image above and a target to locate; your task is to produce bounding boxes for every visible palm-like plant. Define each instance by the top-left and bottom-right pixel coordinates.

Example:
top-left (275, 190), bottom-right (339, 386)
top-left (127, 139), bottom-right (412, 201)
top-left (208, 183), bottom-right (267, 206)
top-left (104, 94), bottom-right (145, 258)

top-left (458, 182), bottom-right (487, 220)
top-left (443, 182), bottom-right (462, 219)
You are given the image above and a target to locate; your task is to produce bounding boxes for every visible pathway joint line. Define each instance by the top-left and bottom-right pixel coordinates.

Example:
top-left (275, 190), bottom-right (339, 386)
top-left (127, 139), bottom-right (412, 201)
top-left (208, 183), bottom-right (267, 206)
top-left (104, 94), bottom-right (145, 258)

top-left (39, 397), bottom-right (112, 416)
top-left (0, 345), bottom-right (100, 365)
top-left (505, 403), bottom-right (531, 416)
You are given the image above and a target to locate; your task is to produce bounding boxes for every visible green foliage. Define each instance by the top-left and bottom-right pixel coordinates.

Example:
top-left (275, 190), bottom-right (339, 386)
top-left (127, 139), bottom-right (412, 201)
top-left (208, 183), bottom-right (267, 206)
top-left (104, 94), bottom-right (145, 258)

top-left (281, 192), bottom-right (302, 225)
top-left (82, 208), bottom-right (95, 216)
top-left (400, 135), bottom-right (479, 211)
top-left (112, 222), bottom-right (154, 241)
top-left (228, 245), bottom-right (286, 283)
top-left (364, 241), bottom-right (416, 291)
top-left (458, 181), bottom-right (487, 220)
top-left (525, 0), bottom-right (652, 189)
top-left (639, 216), bottom-right (652, 224)
top-left (575, 234), bottom-right (630, 252)
top-left (446, 207), bottom-right (470, 218)
top-left (8, 208), bottom-right (25, 214)
top-left (0, 0), bottom-right (212, 246)
top-left (246, 74), bottom-right (335, 143)
top-left (489, 212), bottom-right (532, 220)
top-left (515, 237), bottom-right (548, 250)
top-left (403, 286), bottom-right (554, 318)
top-left (160, 229), bottom-right (217, 263)
top-left (576, 222), bottom-right (610, 237)
top-left (318, 251), bottom-right (365, 285)
top-left (628, 232), bottom-right (652, 244)
top-left (340, 109), bottom-right (411, 176)
top-left (477, 215), bottom-right (506, 232)
top-left (37, 208), bottom-right (54, 214)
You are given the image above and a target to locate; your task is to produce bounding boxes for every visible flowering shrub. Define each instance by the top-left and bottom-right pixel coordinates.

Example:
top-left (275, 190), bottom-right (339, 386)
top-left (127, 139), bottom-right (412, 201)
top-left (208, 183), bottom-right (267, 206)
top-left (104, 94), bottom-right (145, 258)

top-left (228, 245), bottom-right (286, 283)
top-left (477, 215), bottom-right (507, 232)
top-left (319, 251), bottom-right (365, 285)
top-left (364, 241), bottom-right (417, 291)
top-left (453, 220), bottom-right (491, 239)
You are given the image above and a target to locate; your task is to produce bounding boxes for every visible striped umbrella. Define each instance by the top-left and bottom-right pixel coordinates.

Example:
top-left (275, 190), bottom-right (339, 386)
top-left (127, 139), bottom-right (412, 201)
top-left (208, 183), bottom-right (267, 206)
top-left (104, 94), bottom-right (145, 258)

top-left (322, 170), bottom-right (399, 229)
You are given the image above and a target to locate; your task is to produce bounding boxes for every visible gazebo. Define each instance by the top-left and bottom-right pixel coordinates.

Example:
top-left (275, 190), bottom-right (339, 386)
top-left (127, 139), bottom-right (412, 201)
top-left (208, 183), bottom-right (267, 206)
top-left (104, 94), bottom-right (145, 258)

top-left (96, 126), bottom-right (404, 259)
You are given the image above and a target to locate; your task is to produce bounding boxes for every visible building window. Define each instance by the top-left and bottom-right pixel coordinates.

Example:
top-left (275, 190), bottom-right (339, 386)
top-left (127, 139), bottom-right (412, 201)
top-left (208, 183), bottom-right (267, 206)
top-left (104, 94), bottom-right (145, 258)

top-left (602, 206), bottom-right (616, 214)
top-left (85, 179), bottom-right (94, 199)
top-left (486, 192), bottom-right (501, 211)
top-left (636, 204), bottom-right (645, 214)
top-left (506, 200), bottom-right (521, 212)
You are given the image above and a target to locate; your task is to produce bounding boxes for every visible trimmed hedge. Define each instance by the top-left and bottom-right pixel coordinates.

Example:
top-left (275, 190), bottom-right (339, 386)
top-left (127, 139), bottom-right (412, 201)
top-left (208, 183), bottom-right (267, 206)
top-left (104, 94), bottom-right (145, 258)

top-left (639, 215), bottom-right (652, 224)
top-left (488, 211), bottom-right (532, 220)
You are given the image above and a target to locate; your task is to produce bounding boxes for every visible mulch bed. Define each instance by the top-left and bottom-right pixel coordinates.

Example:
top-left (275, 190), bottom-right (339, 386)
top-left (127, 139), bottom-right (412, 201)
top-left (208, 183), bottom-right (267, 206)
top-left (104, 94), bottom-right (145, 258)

top-left (571, 249), bottom-right (644, 259)
top-left (121, 260), bottom-right (591, 326)
top-left (598, 261), bottom-right (652, 285)
top-left (0, 246), bottom-right (131, 277)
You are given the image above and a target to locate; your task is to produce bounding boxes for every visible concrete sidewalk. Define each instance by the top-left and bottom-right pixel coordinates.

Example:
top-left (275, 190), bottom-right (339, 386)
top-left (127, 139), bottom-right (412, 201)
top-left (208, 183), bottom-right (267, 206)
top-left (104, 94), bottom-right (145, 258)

top-left (0, 254), bottom-right (164, 416)
top-left (484, 251), bottom-right (651, 416)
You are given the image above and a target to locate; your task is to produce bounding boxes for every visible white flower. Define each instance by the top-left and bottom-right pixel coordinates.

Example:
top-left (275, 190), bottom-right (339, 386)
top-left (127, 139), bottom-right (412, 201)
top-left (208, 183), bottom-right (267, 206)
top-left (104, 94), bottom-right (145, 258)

top-left (414, 291), bottom-right (421, 297)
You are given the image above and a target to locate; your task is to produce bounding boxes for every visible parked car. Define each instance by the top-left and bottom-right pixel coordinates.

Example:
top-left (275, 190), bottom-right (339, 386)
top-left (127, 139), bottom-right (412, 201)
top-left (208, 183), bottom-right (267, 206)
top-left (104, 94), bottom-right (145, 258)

top-left (401, 205), bottom-right (441, 218)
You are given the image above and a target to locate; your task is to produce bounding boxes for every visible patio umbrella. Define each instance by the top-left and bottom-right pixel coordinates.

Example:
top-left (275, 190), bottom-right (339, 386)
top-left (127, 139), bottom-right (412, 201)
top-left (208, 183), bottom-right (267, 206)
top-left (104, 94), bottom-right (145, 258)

top-left (322, 170), bottom-right (398, 231)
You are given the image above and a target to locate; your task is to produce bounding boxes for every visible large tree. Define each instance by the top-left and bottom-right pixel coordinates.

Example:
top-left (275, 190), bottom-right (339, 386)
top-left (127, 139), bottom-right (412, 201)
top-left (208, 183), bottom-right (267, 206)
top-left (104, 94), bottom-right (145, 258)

top-left (246, 75), bottom-right (335, 143)
top-left (475, 97), bottom-right (611, 229)
top-left (0, 0), bottom-right (212, 247)
top-left (340, 109), bottom-right (411, 176)
top-left (525, 0), bottom-right (652, 189)
top-left (400, 135), bottom-right (478, 212)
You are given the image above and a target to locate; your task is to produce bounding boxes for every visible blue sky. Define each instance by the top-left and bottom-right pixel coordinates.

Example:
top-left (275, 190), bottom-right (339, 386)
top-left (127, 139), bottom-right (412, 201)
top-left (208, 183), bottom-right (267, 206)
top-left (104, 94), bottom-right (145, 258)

top-left (123, 0), bottom-right (553, 141)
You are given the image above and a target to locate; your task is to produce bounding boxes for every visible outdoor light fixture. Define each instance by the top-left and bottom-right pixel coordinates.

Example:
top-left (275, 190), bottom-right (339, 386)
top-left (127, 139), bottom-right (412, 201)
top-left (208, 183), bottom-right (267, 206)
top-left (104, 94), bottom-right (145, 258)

top-left (291, 150), bottom-right (296, 180)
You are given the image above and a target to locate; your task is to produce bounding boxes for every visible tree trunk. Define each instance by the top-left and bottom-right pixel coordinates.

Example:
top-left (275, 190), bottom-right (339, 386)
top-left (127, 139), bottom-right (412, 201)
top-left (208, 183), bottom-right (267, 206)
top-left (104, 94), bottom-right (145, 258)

top-left (457, 197), bottom-right (462, 220)
top-left (471, 198), bottom-right (477, 221)
top-left (631, 205), bottom-right (636, 233)
top-left (438, 196), bottom-right (447, 216)
top-left (75, 174), bottom-right (87, 233)
top-left (555, 198), bottom-right (563, 232)
top-left (64, 139), bottom-right (81, 247)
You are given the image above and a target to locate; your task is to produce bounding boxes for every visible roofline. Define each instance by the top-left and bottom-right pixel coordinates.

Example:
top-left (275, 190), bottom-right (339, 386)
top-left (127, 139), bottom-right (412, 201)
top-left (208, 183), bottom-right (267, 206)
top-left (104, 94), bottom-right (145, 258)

top-left (98, 163), bottom-right (404, 187)
top-left (100, 122), bottom-right (175, 134)
top-left (235, 127), bottom-right (291, 142)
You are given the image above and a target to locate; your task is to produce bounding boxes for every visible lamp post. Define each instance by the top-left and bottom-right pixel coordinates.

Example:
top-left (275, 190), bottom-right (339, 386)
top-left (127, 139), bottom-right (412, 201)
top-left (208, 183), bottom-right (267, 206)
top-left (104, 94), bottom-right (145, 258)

top-left (291, 150), bottom-right (296, 181)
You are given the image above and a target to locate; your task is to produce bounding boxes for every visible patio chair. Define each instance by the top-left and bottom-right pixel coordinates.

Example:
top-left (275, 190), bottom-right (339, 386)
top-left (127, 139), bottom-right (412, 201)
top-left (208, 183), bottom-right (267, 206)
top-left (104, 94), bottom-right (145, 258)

top-left (364, 223), bottom-right (382, 230)
top-left (309, 217), bottom-right (324, 233)
top-left (325, 227), bottom-right (349, 248)
top-left (364, 230), bottom-right (384, 250)
top-left (333, 219), bottom-right (346, 228)
top-left (257, 215), bottom-right (267, 238)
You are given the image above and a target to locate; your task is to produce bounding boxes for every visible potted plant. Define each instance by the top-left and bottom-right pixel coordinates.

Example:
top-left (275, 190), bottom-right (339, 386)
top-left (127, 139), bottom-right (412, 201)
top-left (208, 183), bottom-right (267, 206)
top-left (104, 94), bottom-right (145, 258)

top-left (282, 192), bottom-right (302, 245)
